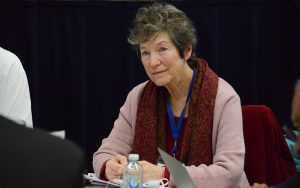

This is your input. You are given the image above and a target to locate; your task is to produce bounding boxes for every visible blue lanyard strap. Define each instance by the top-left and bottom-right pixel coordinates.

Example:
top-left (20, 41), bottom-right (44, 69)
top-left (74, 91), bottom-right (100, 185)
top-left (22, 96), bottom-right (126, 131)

top-left (166, 69), bottom-right (196, 156)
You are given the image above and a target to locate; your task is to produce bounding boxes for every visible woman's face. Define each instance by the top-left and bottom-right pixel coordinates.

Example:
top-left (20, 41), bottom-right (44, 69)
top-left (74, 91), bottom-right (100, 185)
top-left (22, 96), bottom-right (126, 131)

top-left (139, 32), bottom-right (190, 87)
top-left (291, 89), bottom-right (300, 130)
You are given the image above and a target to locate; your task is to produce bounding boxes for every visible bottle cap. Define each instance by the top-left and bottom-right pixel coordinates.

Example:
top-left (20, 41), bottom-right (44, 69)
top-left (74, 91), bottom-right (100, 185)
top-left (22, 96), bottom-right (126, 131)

top-left (128, 154), bottom-right (139, 161)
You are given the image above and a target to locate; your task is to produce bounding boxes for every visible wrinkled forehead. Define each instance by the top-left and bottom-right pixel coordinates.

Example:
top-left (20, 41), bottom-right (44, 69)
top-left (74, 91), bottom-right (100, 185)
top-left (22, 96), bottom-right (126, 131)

top-left (139, 32), bottom-right (173, 49)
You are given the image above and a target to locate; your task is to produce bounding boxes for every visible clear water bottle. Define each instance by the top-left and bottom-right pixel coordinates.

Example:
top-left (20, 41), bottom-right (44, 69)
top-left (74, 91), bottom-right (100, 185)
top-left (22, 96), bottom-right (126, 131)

top-left (122, 154), bottom-right (143, 188)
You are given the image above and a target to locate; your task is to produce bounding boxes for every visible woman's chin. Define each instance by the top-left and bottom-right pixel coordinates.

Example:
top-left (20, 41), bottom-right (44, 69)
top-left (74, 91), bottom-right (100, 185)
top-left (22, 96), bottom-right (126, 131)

top-left (152, 80), bottom-right (167, 87)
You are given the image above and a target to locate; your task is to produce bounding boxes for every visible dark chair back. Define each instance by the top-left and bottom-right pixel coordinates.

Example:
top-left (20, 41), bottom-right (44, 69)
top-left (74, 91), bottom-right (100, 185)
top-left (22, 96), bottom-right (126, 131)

top-left (0, 115), bottom-right (86, 188)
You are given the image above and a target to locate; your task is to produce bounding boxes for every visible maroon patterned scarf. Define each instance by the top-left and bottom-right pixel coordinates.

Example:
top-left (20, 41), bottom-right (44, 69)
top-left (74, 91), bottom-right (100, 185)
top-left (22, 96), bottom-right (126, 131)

top-left (132, 58), bottom-right (218, 166)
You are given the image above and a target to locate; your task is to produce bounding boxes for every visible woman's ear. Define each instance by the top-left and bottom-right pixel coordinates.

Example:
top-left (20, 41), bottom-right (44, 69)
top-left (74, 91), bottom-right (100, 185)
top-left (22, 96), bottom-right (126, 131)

top-left (184, 44), bottom-right (192, 60)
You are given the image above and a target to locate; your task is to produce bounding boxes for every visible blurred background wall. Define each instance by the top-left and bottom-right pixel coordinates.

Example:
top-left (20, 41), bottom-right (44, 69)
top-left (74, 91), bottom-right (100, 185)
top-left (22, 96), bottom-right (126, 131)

top-left (0, 0), bottom-right (299, 171)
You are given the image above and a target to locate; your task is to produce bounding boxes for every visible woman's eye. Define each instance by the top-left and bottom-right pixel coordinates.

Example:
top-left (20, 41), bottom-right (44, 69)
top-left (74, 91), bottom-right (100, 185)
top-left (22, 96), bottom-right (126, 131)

top-left (141, 51), bottom-right (150, 57)
top-left (159, 47), bottom-right (168, 52)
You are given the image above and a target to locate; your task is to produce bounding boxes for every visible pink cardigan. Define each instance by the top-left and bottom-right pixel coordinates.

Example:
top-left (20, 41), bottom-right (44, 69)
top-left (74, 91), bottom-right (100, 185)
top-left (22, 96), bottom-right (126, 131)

top-left (93, 78), bottom-right (249, 188)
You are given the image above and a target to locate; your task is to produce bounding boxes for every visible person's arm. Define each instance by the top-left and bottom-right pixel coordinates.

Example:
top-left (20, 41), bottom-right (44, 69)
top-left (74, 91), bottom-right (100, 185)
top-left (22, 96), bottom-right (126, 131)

top-left (249, 173), bottom-right (300, 188)
top-left (0, 49), bottom-right (32, 128)
top-left (169, 79), bottom-right (249, 187)
top-left (92, 82), bottom-right (147, 178)
top-left (273, 173), bottom-right (300, 188)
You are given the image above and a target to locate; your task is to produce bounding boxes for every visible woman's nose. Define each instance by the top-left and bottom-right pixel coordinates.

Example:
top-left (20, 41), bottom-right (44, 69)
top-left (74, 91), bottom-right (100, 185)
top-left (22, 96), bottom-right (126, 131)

top-left (149, 53), bottom-right (160, 67)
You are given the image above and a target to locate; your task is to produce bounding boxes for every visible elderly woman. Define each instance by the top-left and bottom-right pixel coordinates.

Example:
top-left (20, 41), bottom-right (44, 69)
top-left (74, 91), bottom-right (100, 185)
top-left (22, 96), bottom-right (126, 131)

top-left (93, 3), bottom-right (249, 188)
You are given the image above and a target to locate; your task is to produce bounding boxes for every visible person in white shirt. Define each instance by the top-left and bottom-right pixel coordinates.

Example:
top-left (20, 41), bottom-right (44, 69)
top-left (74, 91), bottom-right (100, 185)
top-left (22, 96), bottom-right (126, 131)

top-left (0, 47), bottom-right (33, 128)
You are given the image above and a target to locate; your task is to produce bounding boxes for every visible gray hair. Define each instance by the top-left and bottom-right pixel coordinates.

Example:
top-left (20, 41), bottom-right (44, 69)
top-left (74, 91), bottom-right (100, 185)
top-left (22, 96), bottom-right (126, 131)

top-left (128, 3), bottom-right (197, 60)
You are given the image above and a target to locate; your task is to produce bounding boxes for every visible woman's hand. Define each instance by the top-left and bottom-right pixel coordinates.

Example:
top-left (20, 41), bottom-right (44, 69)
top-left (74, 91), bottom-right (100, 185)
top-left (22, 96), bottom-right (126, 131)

top-left (139, 160), bottom-right (165, 183)
top-left (249, 183), bottom-right (269, 188)
top-left (105, 155), bottom-right (127, 180)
